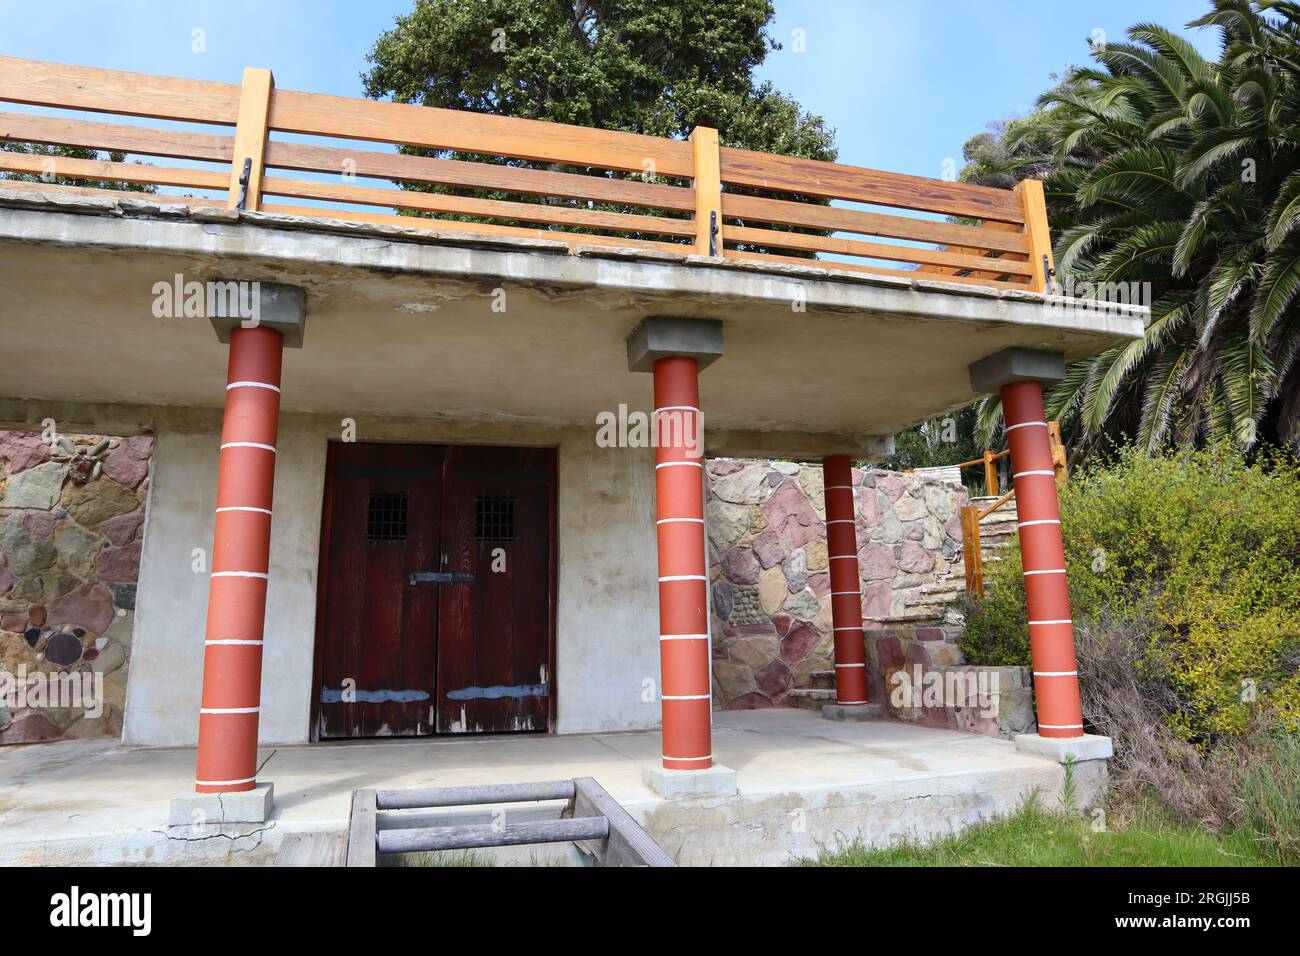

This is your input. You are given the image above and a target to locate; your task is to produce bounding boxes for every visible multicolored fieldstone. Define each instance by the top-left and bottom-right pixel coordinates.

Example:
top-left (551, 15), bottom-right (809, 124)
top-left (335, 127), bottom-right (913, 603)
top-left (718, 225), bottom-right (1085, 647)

top-left (0, 429), bottom-right (150, 746)
top-left (708, 460), bottom-right (970, 710)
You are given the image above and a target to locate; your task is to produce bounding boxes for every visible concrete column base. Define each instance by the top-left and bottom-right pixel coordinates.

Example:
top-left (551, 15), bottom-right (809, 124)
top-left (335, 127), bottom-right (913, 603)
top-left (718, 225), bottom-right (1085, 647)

top-left (641, 764), bottom-right (737, 800)
top-left (168, 782), bottom-right (274, 827)
top-left (822, 702), bottom-right (886, 722)
top-left (1014, 734), bottom-right (1112, 810)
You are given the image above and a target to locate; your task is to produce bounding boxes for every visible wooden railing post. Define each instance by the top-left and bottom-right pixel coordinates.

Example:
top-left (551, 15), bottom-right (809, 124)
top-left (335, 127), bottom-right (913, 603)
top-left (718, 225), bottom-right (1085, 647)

top-left (983, 450), bottom-right (999, 497)
top-left (689, 126), bottom-right (722, 256)
top-left (1016, 178), bottom-right (1053, 293)
top-left (227, 67), bottom-right (274, 211)
top-left (960, 504), bottom-right (984, 598)
top-left (1048, 421), bottom-right (1068, 486)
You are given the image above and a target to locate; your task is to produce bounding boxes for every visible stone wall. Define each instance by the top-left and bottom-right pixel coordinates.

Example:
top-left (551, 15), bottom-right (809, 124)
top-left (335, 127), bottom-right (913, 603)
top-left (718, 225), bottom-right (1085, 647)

top-left (0, 429), bottom-right (152, 743)
top-left (706, 459), bottom-right (970, 710)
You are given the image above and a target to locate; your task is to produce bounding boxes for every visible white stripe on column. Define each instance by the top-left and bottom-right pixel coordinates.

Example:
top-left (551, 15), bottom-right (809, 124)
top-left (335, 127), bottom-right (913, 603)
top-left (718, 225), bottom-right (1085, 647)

top-left (1013, 470), bottom-right (1055, 479)
top-left (1006, 420), bottom-right (1047, 432)
top-left (200, 706), bottom-right (260, 714)
top-left (216, 506), bottom-right (273, 515)
top-left (226, 381), bottom-right (281, 393)
top-left (221, 442), bottom-right (277, 453)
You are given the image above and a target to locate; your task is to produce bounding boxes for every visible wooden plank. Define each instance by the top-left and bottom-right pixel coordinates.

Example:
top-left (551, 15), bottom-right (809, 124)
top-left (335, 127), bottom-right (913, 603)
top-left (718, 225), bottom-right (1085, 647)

top-left (690, 126), bottom-right (722, 255)
top-left (961, 505), bottom-right (983, 598)
top-left (259, 203), bottom-right (689, 254)
top-left (0, 111), bottom-right (233, 163)
top-left (270, 88), bottom-right (695, 178)
top-left (0, 55), bottom-right (240, 125)
top-left (264, 141), bottom-right (693, 211)
top-left (345, 789), bottom-right (378, 867)
top-left (1017, 178), bottom-right (1054, 292)
top-left (723, 249), bottom-right (1031, 292)
top-left (724, 224), bottom-right (1033, 276)
top-left (274, 831), bottom-right (347, 867)
top-left (0, 151), bottom-right (228, 191)
top-left (720, 146), bottom-right (1025, 223)
top-left (376, 780), bottom-right (576, 810)
top-left (571, 777), bottom-right (676, 867)
top-left (375, 817), bottom-right (609, 854)
top-left (228, 67), bottom-right (274, 211)
top-left (259, 174), bottom-right (694, 237)
top-left (0, 178), bottom-right (225, 208)
top-left (722, 193), bottom-right (1030, 255)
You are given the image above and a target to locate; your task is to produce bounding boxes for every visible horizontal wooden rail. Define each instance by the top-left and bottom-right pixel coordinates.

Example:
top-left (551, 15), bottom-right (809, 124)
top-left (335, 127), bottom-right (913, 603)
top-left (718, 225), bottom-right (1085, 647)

top-left (377, 817), bottom-right (610, 854)
top-left (977, 488), bottom-right (1016, 521)
top-left (0, 151), bottom-right (228, 192)
top-left (376, 780), bottom-right (575, 810)
top-left (0, 54), bottom-right (1053, 289)
top-left (720, 146), bottom-right (1026, 222)
top-left (0, 111), bottom-right (234, 162)
top-left (263, 140), bottom-right (694, 210)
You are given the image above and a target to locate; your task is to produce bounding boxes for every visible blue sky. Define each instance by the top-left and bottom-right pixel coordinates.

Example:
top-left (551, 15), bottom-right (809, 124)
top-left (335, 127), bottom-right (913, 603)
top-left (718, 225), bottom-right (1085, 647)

top-left (0, 0), bottom-right (1217, 180)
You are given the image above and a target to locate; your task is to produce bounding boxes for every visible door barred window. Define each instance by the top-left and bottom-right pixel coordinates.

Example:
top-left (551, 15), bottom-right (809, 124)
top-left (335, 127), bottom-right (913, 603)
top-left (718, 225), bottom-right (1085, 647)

top-left (475, 495), bottom-right (515, 541)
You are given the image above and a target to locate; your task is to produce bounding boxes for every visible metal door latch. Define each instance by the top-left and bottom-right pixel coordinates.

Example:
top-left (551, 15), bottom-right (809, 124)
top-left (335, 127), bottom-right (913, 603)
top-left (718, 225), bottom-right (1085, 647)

top-left (409, 572), bottom-right (474, 585)
top-left (236, 157), bottom-right (252, 210)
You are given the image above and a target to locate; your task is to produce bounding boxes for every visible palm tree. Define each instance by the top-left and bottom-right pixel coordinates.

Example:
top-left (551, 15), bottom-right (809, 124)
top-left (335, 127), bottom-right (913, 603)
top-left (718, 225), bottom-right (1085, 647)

top-left (967, 0), bottom-right (1300, 454)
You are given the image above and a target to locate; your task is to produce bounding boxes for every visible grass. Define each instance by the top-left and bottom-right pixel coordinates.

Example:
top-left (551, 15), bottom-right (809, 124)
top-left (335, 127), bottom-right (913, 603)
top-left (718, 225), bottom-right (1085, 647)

top-left (800, 800), bottom-right (1275, 867)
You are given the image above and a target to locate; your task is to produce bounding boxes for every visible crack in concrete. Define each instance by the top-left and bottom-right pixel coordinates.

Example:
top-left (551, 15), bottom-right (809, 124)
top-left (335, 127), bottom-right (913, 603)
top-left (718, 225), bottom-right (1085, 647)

top-left (158, 821), bottom-right (277, 847)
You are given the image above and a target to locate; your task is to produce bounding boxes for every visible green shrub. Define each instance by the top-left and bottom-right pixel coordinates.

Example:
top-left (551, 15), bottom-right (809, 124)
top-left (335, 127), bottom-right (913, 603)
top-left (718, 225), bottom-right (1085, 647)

top-left (959, 446), bottom-right (1300, 739)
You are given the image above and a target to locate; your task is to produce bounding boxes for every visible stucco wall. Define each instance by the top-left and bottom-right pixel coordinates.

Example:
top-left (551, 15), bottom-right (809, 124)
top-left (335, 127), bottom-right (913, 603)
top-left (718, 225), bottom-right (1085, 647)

top-left (122, 409), bottom-right (663, 747)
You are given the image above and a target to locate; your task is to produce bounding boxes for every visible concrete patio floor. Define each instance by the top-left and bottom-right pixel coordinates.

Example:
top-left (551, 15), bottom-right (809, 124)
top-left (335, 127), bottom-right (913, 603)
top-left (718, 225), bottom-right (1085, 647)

top-left (0, 709), bottom-right (1065, 866)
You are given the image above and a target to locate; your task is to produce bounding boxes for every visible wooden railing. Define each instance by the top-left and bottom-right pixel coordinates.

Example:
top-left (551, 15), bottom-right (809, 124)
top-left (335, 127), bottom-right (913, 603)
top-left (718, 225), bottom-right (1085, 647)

top-left (959, 423), bottom-right (1067, 597)
top-left (0, 56), bottom-right (1054, 291)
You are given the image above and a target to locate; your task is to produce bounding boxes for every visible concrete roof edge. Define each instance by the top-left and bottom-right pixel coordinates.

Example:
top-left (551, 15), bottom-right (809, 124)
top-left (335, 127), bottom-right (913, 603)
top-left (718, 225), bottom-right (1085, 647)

top-left (0, 190), bottom-right (1148, 345)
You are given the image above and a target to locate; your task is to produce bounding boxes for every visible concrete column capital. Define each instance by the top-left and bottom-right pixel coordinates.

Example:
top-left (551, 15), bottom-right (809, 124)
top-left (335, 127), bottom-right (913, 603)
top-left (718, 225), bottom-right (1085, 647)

top-left (626, 316), bottom-right (723, 373)
top-left (968, 347), bottom-right (1065, 393)
top-left (207, 280), bottom-right (307, 348)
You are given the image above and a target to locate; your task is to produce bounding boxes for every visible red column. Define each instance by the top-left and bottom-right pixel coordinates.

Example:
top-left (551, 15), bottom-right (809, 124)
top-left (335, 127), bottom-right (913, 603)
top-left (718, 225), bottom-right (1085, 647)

top-left (195, 325), bottom-right (284, 792)
top-left (1001, 381), bottom-right (1083, 739)
top-left (653, 356), bottom-right (712, 770)
top-left (822, 455), bottom-right (869, 705)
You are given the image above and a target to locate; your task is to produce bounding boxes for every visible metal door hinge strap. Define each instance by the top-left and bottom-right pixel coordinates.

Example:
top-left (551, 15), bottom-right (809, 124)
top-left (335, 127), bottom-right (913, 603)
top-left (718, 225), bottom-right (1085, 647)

top-left (409, 571), bottom-right (474, 585)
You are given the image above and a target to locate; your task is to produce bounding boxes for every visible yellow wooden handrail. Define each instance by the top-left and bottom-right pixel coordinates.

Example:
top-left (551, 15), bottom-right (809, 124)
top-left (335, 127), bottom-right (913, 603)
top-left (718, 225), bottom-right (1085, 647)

top-left (959, 422), bottom-right (1068, 596)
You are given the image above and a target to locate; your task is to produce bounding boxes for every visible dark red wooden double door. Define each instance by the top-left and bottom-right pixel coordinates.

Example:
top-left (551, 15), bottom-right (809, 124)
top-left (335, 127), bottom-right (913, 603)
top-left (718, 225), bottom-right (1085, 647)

top-left (314, 442), bottom-right (555, 738)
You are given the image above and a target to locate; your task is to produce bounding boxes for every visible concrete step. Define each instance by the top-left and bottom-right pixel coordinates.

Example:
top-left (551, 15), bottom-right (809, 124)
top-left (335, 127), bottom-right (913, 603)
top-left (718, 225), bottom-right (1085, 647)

top-left (787, 688), bottom-right (836, 710)
top-left (809, 670), bottom-right (836, 690)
